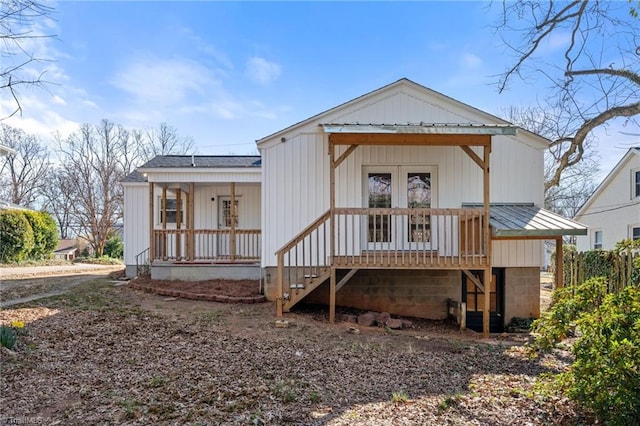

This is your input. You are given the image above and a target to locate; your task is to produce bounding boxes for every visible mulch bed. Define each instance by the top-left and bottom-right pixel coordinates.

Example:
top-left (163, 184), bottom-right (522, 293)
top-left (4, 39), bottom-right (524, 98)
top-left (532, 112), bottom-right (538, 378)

top-left (129, 276), bottom-right (266, 304)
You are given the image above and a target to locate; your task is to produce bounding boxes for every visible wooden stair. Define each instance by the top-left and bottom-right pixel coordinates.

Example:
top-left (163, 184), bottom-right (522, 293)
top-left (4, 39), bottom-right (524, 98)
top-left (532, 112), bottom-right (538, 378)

top-left (282, 267), bottom-right (331, 312)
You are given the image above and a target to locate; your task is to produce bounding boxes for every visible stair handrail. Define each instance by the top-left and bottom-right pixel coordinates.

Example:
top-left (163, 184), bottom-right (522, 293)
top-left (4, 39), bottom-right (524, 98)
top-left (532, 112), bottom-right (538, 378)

top-left (274, 209), bottom-right (331, 257)
top-left (276, 209), bottom-right (331, 317)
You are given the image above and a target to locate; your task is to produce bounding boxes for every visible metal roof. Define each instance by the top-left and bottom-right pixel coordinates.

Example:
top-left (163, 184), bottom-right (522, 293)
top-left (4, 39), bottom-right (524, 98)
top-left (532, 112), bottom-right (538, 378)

top-left (138, 155), bottom-right (261, 169)
top-left (322, 123), bottom-right (518, 136)
top-left (467, 204), bottom-right (587, 237)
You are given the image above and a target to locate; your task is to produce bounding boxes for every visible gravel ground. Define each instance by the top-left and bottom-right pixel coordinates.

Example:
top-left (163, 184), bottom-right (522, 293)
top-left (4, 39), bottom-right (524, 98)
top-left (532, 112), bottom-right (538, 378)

top-left (0, 275), bottom-right (589, 425)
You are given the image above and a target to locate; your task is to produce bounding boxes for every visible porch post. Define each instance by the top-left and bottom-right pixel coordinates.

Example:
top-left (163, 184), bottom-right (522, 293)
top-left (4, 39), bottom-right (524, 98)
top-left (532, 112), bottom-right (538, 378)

top-left (176, 188), bottom-right (182, 260)
top-left (230, 182), bottom-right (236, 261)
top-left (482, 143), bottom-right (492, 338)
top-left (161, 186), bottom-right (167, 260)
top-left (329, 138), bottom-right (336, 323)
top-left (148, 182), bottom-right (154, 262)
top-left (188, 182), bottom-right (195, 260)
top-left (555, 237), bottom-right (564, 289)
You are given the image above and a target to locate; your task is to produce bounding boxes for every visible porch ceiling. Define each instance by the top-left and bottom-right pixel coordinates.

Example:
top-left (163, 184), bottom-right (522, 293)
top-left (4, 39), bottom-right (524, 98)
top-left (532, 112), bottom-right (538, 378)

top-left (466, 204), bottom-right (588, 238)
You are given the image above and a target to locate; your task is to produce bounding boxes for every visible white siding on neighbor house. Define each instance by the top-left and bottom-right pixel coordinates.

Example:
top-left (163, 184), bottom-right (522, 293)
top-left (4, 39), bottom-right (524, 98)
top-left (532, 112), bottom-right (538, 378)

top-left (260, 84), bottom-right (546, 267)
top-left (123, 184), bottom-right (150, 267)
top-left (575, 152), bottom-right (640, 252)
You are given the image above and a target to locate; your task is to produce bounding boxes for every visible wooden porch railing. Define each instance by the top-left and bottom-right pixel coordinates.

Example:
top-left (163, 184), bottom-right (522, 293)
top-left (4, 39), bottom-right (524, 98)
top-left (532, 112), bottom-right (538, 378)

top-left (275, 207), bottom-right (489, 314)
top-left (152, 229), bottom-right (260, 262)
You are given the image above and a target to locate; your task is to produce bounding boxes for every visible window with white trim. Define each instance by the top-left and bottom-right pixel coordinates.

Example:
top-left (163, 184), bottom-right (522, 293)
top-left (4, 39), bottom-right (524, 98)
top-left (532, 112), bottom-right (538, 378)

top-left (632, 226), bottom-right (640, 241)
top-left (635, 170), bottom-right (640, 198)
top-left (159, 198), bottom-right (184, 224)
top-left (594, 230), bottom-right (603, 250)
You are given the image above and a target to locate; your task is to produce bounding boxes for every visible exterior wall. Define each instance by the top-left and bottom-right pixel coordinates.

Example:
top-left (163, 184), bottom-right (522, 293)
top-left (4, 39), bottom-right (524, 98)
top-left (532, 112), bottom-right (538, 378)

top-left (264, 269), bottom-right (461, 320)
top-left (260, 84), bottom-right (545, 268)
top-left (263, 266), bottom-right (541, 322)
top-left (492, 240), bottom-right (543, 267)
top-left (150, 183), bottom-right (261, 230)
top-left (152, 264), bottom-right (260, 281)
top-left (504, 267), bottom-right (540, 322)
top-left (575, 152), bottom-right (640, 252)
top-left (123, 184), bottom-right (150, 276)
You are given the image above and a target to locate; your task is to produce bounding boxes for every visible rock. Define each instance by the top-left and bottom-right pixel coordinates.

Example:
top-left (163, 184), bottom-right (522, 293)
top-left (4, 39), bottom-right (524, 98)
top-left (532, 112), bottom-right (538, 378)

top-left (341, 314), bottom-right (358, 323)
top-left (385, 318), bottom-right (404, 329)
top-left (401, 320), bottom-right (413, 328)
top-left (357, 312), bottom-right (376, 327)
top-left (275, 319), bottom-right (290, 328)
top-left (347, 326), bottom-right (360, 334)
top-left (375, 312), bottom-right (391, 325)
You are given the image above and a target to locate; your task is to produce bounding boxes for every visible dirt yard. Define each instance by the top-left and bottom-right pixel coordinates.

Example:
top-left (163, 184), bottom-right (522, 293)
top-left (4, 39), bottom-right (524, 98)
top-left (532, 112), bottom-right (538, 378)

top-left (0, 273), bottom-right (586, 425)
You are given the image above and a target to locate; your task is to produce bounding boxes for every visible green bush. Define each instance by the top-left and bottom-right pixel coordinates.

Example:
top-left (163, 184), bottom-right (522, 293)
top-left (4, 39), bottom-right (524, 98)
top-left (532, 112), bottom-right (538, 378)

top-left (531, 277), bottom-right (608, 351)
top-left (103, 234), bottom-right (124, 259)
top-left (0, 210), bottom-right (34, 263)
top-left (22, 210), bottom-right (58, 259)
top-left (563, 286), bottom-right (640, 424)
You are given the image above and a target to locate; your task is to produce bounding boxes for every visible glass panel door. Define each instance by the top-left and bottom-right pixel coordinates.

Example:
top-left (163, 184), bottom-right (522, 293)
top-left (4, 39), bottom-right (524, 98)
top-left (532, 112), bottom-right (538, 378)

top-left (407, 172), bottom-right (431, 245)
top-left (367, 172), bottom-right (392, 245)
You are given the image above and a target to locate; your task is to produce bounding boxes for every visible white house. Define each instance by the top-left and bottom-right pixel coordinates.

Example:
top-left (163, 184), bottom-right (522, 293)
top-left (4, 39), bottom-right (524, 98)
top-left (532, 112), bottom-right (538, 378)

top-left (121, 155), bottom-right (262, 280)
top-left (257, 78), bottom-right (585, 335)
top-left (574, 147), bottom-right (640, 251)
top-left (122, 79), bottom-right (586, 336)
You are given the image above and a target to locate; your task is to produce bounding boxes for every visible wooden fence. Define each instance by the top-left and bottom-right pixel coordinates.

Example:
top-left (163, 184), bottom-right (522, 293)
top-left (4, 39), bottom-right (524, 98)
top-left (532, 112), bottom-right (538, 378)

top-left (563, 250), bottom-right (639, 291)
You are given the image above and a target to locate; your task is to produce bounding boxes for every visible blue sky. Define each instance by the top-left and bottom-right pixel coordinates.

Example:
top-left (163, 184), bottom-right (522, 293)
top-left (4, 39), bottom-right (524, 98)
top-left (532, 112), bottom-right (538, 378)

top-left (3, 1), bottom-right (638, 177)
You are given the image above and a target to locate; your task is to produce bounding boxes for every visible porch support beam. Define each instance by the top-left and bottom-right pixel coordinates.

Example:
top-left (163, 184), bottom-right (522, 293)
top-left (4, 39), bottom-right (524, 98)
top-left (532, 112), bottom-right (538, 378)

top-left (329, 140), bottom-right (336, 323)
top-left (148, 182), bottom-right (154, 262)
top-left (336, 268), bottom-right (359, 292)
top-left (161, 186), bottom-right (167, 260)
top-left (462, 269), bottom-right (485, 293)
top-left (176, 188), bottom-right (182, 260)
top-left (230, 182), bottom-right (236, 261)
top-left (460, 146), bottom-right (485, 169)
top-left (334, 144), bottom-right (358, 168)
top-left (330, 133), bottom-right (491, 146)
top-left (188, 182), bottom-right (195, 260)
top-left (482, 143), bottom-right (492, 338)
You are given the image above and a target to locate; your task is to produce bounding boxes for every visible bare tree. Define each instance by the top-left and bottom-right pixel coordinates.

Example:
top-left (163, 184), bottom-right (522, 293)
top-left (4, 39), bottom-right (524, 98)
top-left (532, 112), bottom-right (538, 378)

top-left (40, 167), bottom-right (75, 239)
top-left (0, 123), bottom-right (50, 207)
top-left (138, 122), bottom-right (195, 161)
top-left (501, 105), bottom-right (600, 218)
top-left (1, 0), bottom-right (56, 119)
top-left (57, 120), bottom-right (129, 256)
top-left (494, 1), bottom-right (640, 189)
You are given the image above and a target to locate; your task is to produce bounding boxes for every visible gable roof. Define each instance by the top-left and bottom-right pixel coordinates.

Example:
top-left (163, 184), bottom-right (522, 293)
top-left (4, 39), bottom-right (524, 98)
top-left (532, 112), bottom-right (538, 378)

top-left (139, 155), bottom-right (261, 169)
top-left (256, 78), bottom-right (549, 147)
top-left (574, 147), bottom-right (640, 219)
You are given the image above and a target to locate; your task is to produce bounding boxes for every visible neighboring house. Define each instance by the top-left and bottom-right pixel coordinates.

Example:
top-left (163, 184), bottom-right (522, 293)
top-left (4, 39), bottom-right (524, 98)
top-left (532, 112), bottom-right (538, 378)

top-left (122, 78), bottom-right (586, 336)
top-left (0, 143), bottom-right (15, 156)
top-left (574, 147), bottom-right (640, 251)
top-left (122, 156), bottom-right (261, 279)
top-left (53, 239), bottom-right (78, 261)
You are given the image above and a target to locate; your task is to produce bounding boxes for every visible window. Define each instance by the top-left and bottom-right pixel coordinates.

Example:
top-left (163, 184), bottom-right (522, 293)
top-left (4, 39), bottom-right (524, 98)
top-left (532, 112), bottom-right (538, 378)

top-left (594, 230), bottom-right (603, 250)
top-left (632, 227), bottom-right (640, 241)
top-left (635, 170), bottom-right (640, 198)
top-left (159, 198), bottom-right (183, 224)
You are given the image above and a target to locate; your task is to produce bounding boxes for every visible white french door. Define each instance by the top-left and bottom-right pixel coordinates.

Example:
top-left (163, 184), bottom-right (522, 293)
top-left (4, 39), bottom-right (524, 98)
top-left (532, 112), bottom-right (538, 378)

top-left (363, 166), bottom-right (437, 251)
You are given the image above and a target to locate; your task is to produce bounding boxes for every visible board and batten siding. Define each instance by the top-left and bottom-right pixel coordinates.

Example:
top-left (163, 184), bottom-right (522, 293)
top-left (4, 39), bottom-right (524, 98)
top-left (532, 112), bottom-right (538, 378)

top-left (260, 83), bottom-right (546, 267)
top-left (123, 184), bottom-right (150, 269)
top-left (575, 152), bottom-right (640, 252)
top-left (149, 183), bottom-right (261, 230)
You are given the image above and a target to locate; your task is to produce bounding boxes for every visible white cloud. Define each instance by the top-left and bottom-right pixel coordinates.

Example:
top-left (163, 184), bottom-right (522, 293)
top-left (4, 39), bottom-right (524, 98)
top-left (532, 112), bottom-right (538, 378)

top-left (110, 58), bottom-right (218, 106)
top-left (245, 57), bottom-right (281, 84)
top-left (462, 53), bottom-right (482, 69)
